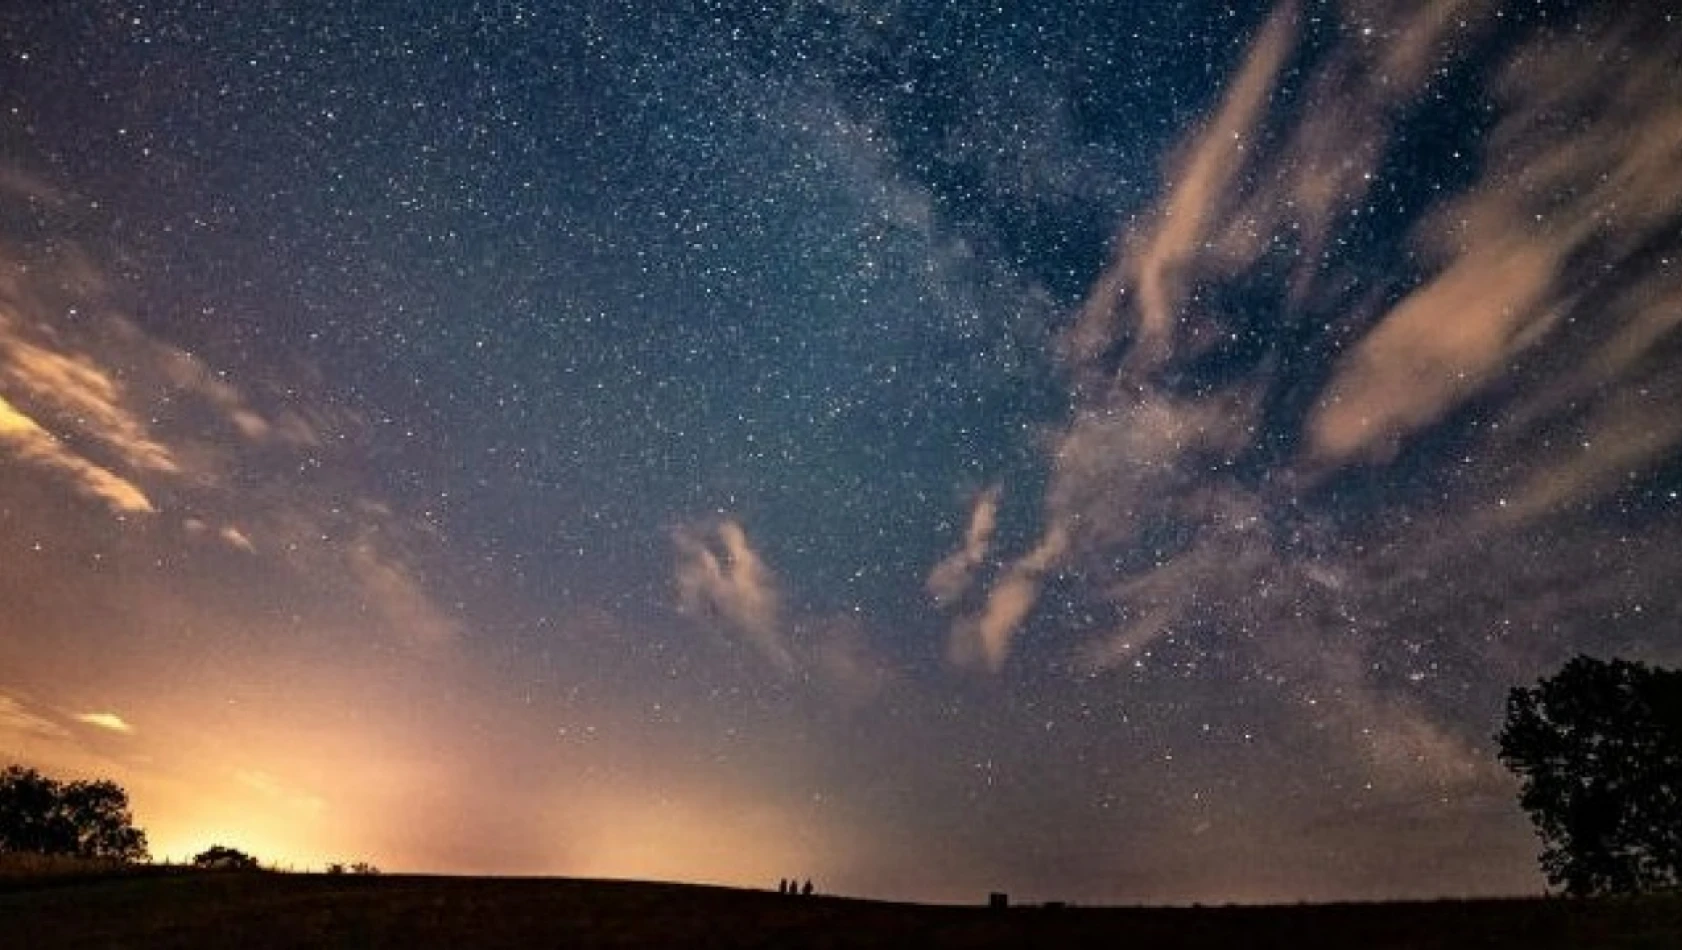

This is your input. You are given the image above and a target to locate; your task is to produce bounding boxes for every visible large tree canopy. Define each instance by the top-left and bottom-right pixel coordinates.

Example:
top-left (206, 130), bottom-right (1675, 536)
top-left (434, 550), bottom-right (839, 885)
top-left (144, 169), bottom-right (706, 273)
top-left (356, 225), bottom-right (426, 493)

top-left (0, 765), bottom-right (149, 862)
top-left (1497, 656), bottom-right (1682, 896)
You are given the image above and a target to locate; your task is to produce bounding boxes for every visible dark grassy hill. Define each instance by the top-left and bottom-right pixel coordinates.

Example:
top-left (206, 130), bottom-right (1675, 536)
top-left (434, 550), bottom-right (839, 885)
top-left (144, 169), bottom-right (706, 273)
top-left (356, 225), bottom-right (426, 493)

top-left (5, 871), bottom-right (1681, 949)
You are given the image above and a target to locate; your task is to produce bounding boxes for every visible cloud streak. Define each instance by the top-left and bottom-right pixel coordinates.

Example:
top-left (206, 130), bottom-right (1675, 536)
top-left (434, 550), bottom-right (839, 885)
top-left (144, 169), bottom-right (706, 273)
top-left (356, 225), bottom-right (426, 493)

top-left (0, 165), bottom-right (464, 654)
top-left (0, 323), bottom-right (180, 474)
top-left (926, 485), bottom-right (1001, 606)
top-left (348, 537), bottom-right (462, 649)
top-left (74, 712), bottom-right (136, 735)
top-left (672, 517), bottom-right (897, 700)
top-left (1121, 0), bottom-right (1298, 371)
top-left (674, 519), bottom-right (793, 672)
top-left (953, 1), bottom-right (1682, 796)
top-left (949, 524), bottom-right (1066, 672)
top-left (968, 3), bottom-right (1313, 671)
top-left (0, 692), bottom-right (70, 742)
top-left (0, 392), bottom-right (156, 513)
top-left (1309, 11), bottom-right (1682, 467)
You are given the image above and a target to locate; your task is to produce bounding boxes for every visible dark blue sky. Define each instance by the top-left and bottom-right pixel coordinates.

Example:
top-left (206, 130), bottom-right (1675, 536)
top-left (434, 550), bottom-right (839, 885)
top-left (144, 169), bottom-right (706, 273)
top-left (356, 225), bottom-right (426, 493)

top-left (1, 0), bottom-right (1679, 902)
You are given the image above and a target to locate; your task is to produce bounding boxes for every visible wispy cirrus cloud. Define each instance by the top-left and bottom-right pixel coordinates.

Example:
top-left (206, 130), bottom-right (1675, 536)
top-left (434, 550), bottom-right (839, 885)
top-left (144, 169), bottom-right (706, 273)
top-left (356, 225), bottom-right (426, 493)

top-left (926, 485), bottom-right (1001, 607)
top-left (673, 519), bottom-right (793, 672)
top-left (0, 391), bottom-right (157, 514)
top-left (219, 525), bottom-right (257, 553)
top-left (1078, 0), bottom-right (1300, 374)
top-left (1308, 11), bottom-right (1682, 467)
top-left (347, 536), bottom-right (463, 649)
top-left (0, 163), bottom-right (462, 655)
top-left (950, 0), bottom-right (1682, 785)
top-left (673, 517), bottom-right (897, 700)
top-left (234, 769), bottom-right (326, 816)
top-left (0, 165), bottom-right (332, 520)
top-left (0, 322), bottom-right (180, 473)
top-left (0, 691), bottom-right (70, 742)
top-left (948, 523), bottom-right (1066, 673)
top-left (74, 711), bottom-right (135, 735)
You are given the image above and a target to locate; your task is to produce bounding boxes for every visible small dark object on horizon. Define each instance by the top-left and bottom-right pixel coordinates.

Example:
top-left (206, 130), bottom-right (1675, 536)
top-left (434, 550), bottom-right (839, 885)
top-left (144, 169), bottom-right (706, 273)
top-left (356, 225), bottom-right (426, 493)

top-left (191, 845), bottom-right (259, 870)
top-left (989, 892), bottom-right (1008, 909)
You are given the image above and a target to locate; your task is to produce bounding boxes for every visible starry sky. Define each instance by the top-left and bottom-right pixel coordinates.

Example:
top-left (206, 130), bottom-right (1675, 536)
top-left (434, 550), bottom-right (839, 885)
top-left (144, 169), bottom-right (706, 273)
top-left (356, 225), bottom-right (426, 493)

top-left (2, 0), bottom-right (1681, 904)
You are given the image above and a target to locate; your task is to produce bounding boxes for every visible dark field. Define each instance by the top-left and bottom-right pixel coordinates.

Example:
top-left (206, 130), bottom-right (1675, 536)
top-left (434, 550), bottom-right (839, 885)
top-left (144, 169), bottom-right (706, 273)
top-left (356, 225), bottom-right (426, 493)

top-left (5, 871), bottom-right (1682, 949)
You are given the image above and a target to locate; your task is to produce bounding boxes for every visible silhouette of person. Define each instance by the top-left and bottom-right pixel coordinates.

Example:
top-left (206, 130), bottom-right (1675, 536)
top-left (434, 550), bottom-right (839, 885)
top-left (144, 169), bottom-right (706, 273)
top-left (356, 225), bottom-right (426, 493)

top-left (801, 879), bottom-right (813, 896)
top-left (777, 879), bottom-right (787, 894)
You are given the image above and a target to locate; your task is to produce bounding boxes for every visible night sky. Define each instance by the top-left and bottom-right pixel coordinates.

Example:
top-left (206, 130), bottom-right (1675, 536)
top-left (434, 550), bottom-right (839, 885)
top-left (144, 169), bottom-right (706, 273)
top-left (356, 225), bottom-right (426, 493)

top-left (3, 0), bottom-right (1681, 904)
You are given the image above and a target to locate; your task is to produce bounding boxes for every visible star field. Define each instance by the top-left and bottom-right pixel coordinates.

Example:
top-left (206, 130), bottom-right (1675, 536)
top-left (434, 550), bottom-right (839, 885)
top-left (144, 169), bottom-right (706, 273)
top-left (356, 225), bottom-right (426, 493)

top-left (1, 0), bottom-right (1680, 903)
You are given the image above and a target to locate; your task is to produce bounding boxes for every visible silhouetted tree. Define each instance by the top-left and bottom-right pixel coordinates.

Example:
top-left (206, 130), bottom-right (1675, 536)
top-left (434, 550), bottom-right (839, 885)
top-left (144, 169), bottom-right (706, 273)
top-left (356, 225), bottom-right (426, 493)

top-left (191, 845), bottom-right (260, 870)
top-left (1497, 655), bottom-right (1682, 896)
top-left (0, 765), bottom-right (148, 862)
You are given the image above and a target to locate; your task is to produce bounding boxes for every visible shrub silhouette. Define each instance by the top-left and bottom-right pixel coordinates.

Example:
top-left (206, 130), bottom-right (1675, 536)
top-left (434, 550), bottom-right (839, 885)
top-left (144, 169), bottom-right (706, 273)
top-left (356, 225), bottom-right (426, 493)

top-left (1497, 655), bottom-right (1682, 895)
top-left (0, 764), bottom-right (148, 862)
top-left (192, 845), bottom-right (260, 870)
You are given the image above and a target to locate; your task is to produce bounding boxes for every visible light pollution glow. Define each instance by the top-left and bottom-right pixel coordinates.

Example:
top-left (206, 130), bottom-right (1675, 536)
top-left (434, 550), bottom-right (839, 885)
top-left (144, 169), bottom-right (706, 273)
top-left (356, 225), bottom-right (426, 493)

top-left (3, 0), bottom-right (1681, 905)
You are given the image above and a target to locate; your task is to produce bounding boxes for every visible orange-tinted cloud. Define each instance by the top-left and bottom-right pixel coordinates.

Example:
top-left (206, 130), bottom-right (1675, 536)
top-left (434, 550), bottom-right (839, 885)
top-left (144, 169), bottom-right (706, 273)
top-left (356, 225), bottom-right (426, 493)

top-left (968, 3), bottom-right (1314, 672)
top-left (926, 485), bottom-right (1000, 606)
top-left (0, 327), bottom-right (179, 474)
top-left (347, 538), bottom-right (462, 648)
top-left (674, 519), bottom-right (792, 671)
top-left (0, 691), bottom-right (69, 742)
top-left (1213, 0), bottom-right (1497, 286)
top-left (1066, 1), bottom-right (1300, 374)
top-left (1308, 237), bottom-right (1560, 464)
top-left (949, 524), bottom-right (1066, 672)
top-left (1309, 12), bottom-right (1682, 466)
top-left (74, 712), bottom-right (135, 735)
top-left (219, 525), bottom-right (257, 552)
top-left (672, 518), bottom-right (898, 699)
top-left (0, 392), bottom-right (156, 513)
top-left (968, 2), bottom-right (1682, 678)
top-left (0, 173), bottom-right (463, 661)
